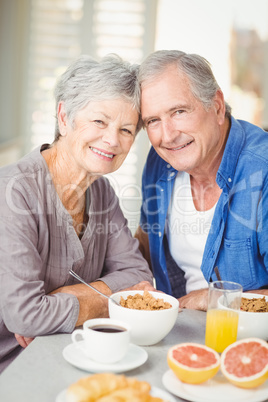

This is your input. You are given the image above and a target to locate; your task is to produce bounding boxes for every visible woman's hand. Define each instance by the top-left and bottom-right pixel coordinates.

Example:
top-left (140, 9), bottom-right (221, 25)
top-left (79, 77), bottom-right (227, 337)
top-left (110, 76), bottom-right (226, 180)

top-left (123, 281), bottom-right (158, 292)
top-left (14, 333), bottom-right (34, 348)
top-left (50, 281), bottom-right (111, 326)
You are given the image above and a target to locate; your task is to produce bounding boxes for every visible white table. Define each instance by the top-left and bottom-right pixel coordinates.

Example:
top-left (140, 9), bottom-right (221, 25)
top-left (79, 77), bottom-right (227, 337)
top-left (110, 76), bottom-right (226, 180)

top-left (0, 309), bottom-right (206, 402)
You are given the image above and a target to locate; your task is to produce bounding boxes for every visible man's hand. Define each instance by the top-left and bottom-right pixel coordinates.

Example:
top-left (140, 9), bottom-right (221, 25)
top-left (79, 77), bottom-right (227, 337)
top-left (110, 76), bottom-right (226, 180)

top-left (15, 333), bottom-right (34, 348)
top-left (245, 289), bottom-right (268, 296)
top-left (178, 288), bottom-right (209, 311)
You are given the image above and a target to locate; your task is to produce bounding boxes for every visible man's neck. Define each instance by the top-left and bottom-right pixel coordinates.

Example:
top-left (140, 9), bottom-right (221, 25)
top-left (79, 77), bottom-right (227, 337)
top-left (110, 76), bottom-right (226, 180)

top-left (188, 116), bottom-right (230, 211)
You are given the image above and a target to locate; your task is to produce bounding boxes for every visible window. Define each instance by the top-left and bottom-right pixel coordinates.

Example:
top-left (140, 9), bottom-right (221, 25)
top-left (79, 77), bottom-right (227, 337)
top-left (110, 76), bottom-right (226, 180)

top-left (2, 0), bottom-right (157, 232)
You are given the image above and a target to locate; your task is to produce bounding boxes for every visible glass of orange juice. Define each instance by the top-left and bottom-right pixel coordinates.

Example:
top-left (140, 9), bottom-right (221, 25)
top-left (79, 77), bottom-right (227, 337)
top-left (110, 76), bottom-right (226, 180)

top-left (205, 281), bottom-right (242, 353)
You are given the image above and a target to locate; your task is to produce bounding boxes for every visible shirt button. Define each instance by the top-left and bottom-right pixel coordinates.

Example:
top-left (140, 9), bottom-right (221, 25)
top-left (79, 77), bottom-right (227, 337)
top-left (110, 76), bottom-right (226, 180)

top-left (170, 172), bottom-right (175, 178)
top-left (167, 164), bottom-right (171, 168)
top-left (228, 177), bottom-right (232, 183)
top-left (158, 232), bottom-right (161, 237)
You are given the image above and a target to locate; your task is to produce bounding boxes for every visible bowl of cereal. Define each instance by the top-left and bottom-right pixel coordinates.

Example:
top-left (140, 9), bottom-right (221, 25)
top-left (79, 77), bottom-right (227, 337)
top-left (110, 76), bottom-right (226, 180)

top-left (108, 290), bottom-right (179, 346)
top-left (237, 292), bottom-right (268, 340)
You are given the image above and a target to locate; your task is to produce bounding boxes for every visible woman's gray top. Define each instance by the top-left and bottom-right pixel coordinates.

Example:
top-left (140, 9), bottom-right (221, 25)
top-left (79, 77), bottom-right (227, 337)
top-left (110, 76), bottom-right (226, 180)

top-left (0, 145), bottom-right (153, 372)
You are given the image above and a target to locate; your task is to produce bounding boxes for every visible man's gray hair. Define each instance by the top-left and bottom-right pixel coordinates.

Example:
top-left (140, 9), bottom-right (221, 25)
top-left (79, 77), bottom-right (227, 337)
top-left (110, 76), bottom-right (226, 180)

top-left (139, 50), bottom-right (231, 117)
top-left (54, 54), bottom-right (142, 141)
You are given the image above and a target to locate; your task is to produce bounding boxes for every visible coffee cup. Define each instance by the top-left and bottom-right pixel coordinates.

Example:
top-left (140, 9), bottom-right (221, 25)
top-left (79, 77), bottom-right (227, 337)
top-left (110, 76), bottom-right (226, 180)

top-left (71, 318), bottom-right (130, 364)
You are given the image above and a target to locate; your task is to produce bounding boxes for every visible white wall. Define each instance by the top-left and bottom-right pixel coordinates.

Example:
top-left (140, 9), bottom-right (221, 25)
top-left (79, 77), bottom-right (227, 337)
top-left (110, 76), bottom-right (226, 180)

top-left (155, 0), bottom-right (268, 126)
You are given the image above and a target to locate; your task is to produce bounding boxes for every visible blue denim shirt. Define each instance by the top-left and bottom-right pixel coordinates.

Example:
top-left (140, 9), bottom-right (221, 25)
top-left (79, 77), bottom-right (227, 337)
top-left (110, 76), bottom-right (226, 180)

top-left (140, 117), bottom-right (268, 295)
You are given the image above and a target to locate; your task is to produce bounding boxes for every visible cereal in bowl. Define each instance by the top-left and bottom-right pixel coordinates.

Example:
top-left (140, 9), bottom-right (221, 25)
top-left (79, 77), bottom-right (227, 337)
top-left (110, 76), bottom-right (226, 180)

top-left (120, 290), bottom-right (172, 310)
top-left (240, 296), bottom-right (268, 312)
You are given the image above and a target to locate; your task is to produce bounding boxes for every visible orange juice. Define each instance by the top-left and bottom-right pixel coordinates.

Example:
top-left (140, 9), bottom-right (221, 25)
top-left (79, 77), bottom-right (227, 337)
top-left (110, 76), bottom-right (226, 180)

top-left (205, 309), bottom-right (239, 353)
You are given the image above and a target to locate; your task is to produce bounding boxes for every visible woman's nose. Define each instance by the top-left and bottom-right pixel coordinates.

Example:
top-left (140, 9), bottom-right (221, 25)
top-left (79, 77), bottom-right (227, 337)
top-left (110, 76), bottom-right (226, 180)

top-left (102, 128), bottom-right (119, 147)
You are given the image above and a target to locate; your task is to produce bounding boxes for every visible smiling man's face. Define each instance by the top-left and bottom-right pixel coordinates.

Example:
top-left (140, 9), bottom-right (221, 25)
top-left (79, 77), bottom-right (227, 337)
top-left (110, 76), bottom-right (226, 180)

top-left (141, 64), bottom-right (225, 176)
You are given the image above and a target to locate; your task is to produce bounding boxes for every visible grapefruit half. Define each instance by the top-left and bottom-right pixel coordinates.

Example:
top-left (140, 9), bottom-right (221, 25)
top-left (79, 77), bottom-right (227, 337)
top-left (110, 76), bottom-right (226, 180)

top-left (167, 343), bottom-right (220, 384)
top-left (221, 338), bottom-right (268, 388)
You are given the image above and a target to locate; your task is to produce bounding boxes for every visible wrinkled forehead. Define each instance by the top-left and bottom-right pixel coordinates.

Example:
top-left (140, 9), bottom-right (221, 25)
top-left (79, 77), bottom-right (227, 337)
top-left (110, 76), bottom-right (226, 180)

top-left (140, 62), bottom-right (182, 86)
top-left (140, 66), bottom-right (192, 117)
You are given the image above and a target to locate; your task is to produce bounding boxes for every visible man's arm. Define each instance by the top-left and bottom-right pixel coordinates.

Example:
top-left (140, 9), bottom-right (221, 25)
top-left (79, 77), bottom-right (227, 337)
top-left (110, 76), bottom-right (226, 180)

top-left (244, 289), bottom-right (268, 296)
top-left (178, 288), bottom-right (209, 311)
top-left (178, 288), bottom-right (268, 312)
top-left (134, 225), bottom-right (152, 271)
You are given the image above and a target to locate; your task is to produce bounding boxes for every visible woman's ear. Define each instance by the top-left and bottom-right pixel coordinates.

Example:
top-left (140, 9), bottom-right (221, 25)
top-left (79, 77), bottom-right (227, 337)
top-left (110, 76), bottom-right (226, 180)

top-left (57, 101), bottom-right (68, 136)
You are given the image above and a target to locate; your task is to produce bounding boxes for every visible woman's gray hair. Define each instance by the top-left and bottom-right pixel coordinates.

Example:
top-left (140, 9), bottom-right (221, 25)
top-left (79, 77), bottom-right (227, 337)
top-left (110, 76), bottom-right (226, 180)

top-left (54, 54), bottom-right (142, 141)
top-left (139, 50), bottom-right (231, 118)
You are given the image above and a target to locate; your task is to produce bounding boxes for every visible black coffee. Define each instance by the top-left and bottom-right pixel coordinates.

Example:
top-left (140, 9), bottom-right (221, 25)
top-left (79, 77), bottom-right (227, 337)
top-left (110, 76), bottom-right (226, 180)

top-left (91, 325), bottom-right (126, 333)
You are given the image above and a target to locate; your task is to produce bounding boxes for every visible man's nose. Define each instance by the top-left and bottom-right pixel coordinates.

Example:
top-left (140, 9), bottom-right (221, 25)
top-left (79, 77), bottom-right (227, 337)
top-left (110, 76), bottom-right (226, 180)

top-left (161, 120), bottom-right (178, 143)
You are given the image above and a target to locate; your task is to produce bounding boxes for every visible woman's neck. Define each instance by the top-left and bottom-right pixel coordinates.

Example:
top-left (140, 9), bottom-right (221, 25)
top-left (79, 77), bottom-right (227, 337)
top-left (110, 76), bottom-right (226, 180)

top-left (41, 144), bottom-right (92, 212)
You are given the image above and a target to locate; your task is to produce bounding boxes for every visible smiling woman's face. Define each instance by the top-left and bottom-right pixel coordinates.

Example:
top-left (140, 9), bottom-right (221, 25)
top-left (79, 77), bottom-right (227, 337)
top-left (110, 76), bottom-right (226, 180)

top-left (59, 98), bottom-right (139, 177)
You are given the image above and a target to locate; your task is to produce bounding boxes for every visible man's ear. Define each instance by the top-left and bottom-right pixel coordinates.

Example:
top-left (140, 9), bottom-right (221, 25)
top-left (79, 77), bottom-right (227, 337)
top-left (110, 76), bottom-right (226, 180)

top-left (213, 89), bottom-right (226, 125)
top-left (57, 101), bottom-right (68, 136)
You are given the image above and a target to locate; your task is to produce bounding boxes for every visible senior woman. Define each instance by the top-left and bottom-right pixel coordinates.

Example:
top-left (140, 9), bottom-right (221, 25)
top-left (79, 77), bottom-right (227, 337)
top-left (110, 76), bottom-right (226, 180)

top-left (0, 54), bottom-right (154, 373)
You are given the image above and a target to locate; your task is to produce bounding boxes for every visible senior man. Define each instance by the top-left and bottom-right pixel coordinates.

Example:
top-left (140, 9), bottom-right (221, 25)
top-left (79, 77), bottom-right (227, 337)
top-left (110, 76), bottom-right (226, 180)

top-left (135, 50), bottom-right (268, 310)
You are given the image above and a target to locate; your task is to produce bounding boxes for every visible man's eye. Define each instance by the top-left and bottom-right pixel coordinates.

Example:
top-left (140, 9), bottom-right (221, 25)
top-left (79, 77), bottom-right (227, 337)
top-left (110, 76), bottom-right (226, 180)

top-left (175, 110), bottom-right (184, 115)
top-left (94, 120), bottom-right (104, 125)
top-left (147, 119), bottom-right (158, 126)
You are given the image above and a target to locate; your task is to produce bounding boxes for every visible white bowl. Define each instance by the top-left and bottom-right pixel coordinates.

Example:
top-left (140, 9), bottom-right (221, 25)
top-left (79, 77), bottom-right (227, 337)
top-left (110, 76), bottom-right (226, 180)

top-left (237, 292), bottom-right (268, 341)
top-left (108, 290), bottom-right (179, 346)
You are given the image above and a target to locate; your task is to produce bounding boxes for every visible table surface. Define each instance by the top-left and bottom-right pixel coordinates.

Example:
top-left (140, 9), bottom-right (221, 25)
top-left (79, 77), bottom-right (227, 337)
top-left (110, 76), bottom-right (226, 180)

top-left (0, 309), bottom-right (207, 402)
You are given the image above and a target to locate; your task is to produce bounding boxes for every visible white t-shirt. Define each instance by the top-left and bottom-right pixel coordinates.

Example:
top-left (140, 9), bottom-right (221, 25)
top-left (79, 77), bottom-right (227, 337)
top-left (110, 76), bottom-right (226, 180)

top-left (166, 171), bottom-right (216, 294)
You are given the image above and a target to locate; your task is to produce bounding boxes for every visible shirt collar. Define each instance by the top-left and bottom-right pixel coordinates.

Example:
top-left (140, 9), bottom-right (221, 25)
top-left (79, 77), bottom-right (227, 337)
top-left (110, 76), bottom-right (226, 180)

top-left (216, 116), bottom-right (245, 189)
top-left (158, 163), bottom-right (177, 183)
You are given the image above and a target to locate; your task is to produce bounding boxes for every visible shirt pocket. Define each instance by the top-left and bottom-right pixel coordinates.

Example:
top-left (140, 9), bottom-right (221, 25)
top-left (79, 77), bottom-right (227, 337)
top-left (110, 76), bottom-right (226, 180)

top-left (223, 237), bottom-right (256, 288)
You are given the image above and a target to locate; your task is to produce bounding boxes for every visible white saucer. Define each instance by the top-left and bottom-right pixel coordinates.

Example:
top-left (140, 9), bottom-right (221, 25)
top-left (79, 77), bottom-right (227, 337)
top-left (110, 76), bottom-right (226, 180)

top-left (62, 341), bottom-right (148, 373)
top-left (162, 370), bottom-right (268, 402)
top-left (56, 385), bottom-right (176, 402)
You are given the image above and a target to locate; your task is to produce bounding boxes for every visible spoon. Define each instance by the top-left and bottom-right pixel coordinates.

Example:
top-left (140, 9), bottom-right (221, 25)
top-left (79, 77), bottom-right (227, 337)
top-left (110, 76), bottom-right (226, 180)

top-left (214, 266), bottom-right (222, 282)
top-left (69, 270), bottom-right (121, 306)
top-left (214, 266), bottom-right (228, 304)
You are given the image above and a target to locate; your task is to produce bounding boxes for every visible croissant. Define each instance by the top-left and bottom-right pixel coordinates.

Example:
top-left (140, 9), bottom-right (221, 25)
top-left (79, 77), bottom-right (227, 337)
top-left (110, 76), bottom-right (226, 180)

top-left (66, 373), bottom-right (166, 402)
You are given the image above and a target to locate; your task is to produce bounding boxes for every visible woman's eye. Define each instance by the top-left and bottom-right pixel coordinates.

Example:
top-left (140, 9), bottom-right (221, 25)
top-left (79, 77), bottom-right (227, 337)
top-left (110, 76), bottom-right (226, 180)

top-left (122, 128), bottom-right (133, 136)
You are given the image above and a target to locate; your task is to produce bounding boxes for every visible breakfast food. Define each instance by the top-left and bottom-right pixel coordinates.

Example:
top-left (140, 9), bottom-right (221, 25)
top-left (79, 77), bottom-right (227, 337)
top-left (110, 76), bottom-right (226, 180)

top-left (120, 290), bottom-right (172, 310)
top-left (167, 343), bottom-right (220, 384)
top-left (240, 296), bottom-right (268, 312)
top-left (221, 338), bottom-right (268, 388)
top-left (66, 373), bottom-right (166, 401)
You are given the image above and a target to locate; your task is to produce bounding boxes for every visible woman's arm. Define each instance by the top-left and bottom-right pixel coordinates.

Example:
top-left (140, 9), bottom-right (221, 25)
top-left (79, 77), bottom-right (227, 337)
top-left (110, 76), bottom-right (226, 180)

top-left (50, 281), bottom-right (110, 326)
